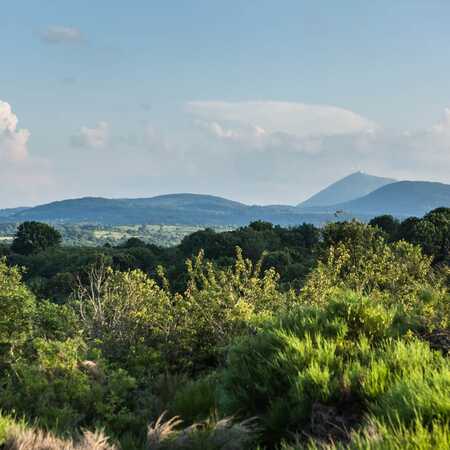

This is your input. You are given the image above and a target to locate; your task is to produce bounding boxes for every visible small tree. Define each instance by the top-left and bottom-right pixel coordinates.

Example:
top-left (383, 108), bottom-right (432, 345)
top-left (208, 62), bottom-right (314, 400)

top-left (369, 214), bottom-right (400, 241)
top-left (0, 259), bottom-right (36, 357)
top-left (11, 222), bottom-right (62, 255)
top-left (303, 222), bottom-right (438, 308)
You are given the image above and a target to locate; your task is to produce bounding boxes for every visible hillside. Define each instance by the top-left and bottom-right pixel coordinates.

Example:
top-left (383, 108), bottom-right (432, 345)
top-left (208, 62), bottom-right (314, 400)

top-left (2, 177), bottom-right (449, 226)
top-left (334, 180), bottom-right (450, 216)
top-left (5, 194), bottom-right (341, 226)
top-left (299, 171), bottom-right (395, 207)
top-left (0, 207), bottom-right (30, 218)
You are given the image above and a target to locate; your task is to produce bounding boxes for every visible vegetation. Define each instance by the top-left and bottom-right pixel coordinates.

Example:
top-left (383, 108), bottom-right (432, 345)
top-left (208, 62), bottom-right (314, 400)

top-left (11, 221), bottom-right (62, 255)
top-left (0, 207), bottom-right (448, 449)
top-left (0, 223), bottom-right (233, 248)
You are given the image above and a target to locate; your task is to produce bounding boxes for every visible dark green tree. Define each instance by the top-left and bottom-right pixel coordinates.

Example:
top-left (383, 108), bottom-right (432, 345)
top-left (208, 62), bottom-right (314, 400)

top-left (11, 222), bottom-right (62, 255)
top-left (397, 216), bottom-right (421, 242)
top-left (369, 214), bottom-right (400, 241)
top-left (121, 237), bottom-right (147, 248)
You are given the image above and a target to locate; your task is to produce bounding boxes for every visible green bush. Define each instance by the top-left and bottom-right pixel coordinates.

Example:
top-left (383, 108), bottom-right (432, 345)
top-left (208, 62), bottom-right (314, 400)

top-left (169, 374), bottom-right (219, 424)
top-left (303, 227), bottom-right (438, 308)
top-left (218, 291), bottom-right (450, 447)
top-left (281, 419), bottom-right (450, 449)
top-left (0, 259), bottom-right (36, 355)
top-left (0, 336), bottom-right (153, 439)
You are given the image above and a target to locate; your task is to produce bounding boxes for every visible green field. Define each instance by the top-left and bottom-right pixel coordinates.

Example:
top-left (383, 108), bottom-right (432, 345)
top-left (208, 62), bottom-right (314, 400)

top-left (0, 223), bottom-right (234, 247)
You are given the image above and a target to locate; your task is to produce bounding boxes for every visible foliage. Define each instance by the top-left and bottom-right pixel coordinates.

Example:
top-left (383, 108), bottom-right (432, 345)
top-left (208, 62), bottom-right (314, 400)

top-left (280, 419), bottom-right (450, 449)
top-left (75, 249), bottom-right (297, 373)
top-left (303, 222), bottom-right (437, 307)
top-left (11, 221), bottom-right (62, 255)
top-left (0, 336), bottom-right (153, 439)
top-left (219, 290), bottom-right (450, 447)
top-left (146, 412), bottom-right (257, 450)
top-left (168, 374), bottom-right (219, 424)
top-left (0, 259), bottom-right (36, 356)
top-left (369, 214), bottom-right (400, 241)
top-left (0, 210), bottom-right (448, 449)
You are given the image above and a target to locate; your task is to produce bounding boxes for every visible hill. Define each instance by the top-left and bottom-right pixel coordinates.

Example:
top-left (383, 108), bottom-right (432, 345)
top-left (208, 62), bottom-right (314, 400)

top-left (0, 207), bottom-right (30, 218)
top-left (334, 180), bottom-right (450, 216)
top-left (4, 194), bottom-right (340, 226)
top-left (298, 171), bottom-right (395, 207)
top-left (1, 178), bottom-right (449, 227)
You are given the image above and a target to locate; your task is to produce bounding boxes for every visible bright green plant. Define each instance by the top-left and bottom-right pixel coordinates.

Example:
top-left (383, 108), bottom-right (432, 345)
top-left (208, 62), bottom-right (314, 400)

top-left (302, 233), bottom-right (437, 308)
top-left (0, 259), bottom-right (36, 357)
top-left (219, 290), bottom-right (450, 447)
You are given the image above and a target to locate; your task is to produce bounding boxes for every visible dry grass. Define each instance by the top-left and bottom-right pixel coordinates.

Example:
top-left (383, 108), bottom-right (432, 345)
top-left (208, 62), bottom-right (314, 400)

top-left (3, 427), bottom-right (118, 450)
top-left (146, 411), bottom-right (257, 450)
top-left (147, 411), bottom-right (183, 449)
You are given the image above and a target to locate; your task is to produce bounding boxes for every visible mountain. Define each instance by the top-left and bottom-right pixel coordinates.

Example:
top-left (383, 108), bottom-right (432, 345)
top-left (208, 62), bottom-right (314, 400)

top-left (1, 178), bottom-right (449, 227)
top-left (298, 171), bottom-right (395, 208)
top-left (4, 194), bottom-right (337, 226)
top-left (0, 207), bottom-right (30, 218)
top-left (7, 195), bottom-right (249, 225)
top-left (333, 181), bottom-right (450, 217)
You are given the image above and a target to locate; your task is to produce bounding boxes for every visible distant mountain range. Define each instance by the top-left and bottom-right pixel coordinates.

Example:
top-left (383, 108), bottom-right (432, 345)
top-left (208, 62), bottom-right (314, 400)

top-left (331, 181), bottom-right (450, 216)
top-left (299, 171), bottom-right (395, 207)
top-left (1, 173), bottom-right (449, 226)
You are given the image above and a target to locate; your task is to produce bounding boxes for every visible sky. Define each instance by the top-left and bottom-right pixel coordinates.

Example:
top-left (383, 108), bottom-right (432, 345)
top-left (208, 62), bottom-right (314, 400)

top-left (1, 0), bottom-right (450, 208)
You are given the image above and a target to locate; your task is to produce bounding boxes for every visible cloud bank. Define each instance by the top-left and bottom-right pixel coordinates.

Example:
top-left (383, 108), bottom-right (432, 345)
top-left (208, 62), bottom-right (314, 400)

top-left (187, 101), bottom-right (377, 142)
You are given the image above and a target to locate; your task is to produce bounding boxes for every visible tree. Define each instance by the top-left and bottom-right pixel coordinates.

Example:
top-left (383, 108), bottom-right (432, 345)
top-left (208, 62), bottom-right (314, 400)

top-left (397, 208), bottom-right (450, 265)
top-left (413, 208), bottom-right (450, 264)
top-left (11, 222), bottom-right (62, 255)
top-left (0, 259), bottom-right (36, 355)
top-left (121, 237), bottom-right (146, 248)
top-left (248, 221), bottom-right (273, 232)
top-left (303, 224), bottom-right (436, 307)
top-left (369, 214), bottom-right (400, 241)
top-left (397, 216), bottom-right (421, 242)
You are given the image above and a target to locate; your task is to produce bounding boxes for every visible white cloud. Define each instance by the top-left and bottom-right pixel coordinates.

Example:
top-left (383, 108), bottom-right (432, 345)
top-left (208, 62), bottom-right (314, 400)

top-left (187, 101), bottom-right (378, 146)
top-left (0, 101), bottom-right (54, 207)
top-left (0, 100), bottom-right (30, 161)
top-left (71, 121), bottom-right (109, 149)
top-left (40, 26), bottom-right (83, 44)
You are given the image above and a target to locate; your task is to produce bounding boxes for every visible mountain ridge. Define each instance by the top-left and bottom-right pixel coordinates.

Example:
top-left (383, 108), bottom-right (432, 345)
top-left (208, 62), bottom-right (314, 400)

top-left (333, 180), bottom-right (450, 216)
top-left (1, 175), bottom-right (449, 226)
top-left (298, 171), bottom-right (396, 208)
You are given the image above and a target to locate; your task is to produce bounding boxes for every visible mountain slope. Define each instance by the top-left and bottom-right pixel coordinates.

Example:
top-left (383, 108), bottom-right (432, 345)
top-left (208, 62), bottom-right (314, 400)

top-left (1, 193), bottom-right (359, 226)
top-left (299, 171), bottom-right (395, 208)
top-left (0, 207), bottom-right (30, 218)
top-left (9, 194), bottom-right (250, 225)
top-left (334, 181), bottom-right (450, 216)
top-left (2, 179), bottom-right (449, 227)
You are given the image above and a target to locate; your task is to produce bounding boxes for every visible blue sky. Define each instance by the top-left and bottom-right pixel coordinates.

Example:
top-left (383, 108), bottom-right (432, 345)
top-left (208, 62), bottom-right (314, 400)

top-left (1, 1), bottom-right (450, 207)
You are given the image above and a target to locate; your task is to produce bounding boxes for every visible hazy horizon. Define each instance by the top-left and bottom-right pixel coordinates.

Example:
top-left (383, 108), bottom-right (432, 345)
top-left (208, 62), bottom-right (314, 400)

top-left (2, 1), bottom-right (450, 208)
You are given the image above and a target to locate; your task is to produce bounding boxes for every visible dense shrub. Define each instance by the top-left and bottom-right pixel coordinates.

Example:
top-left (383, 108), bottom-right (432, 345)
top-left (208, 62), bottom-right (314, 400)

top-left (219, 290), bottom-right (450, 447)
top-left (0, 259), bottom-right (36, 358)
top-left (302, 233), bottom-right (437, 308)
top-left (75, 249), bottom-right (297, 373)
top-left (0, 337), bottom-right (153, 437)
